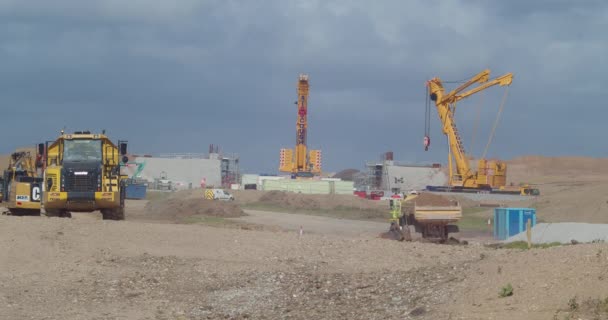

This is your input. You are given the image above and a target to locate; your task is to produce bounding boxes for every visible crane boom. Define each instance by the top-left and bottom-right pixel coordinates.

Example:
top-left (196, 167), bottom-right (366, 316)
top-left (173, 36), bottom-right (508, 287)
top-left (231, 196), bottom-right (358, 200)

top-left (295, 74), bottom-right (309, 172)
top-left (279, 74), bottom-right (322, 178)
top-left (452, 73), bottom-right (513, 103)
top-left (426, 70), bottom-right (513, 188)
top-left (438, 69), bottom-right (490, 105)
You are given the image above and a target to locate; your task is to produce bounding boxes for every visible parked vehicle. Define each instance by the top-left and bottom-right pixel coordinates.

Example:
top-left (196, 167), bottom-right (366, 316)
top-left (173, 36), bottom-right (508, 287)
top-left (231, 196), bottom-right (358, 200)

top-left (204, 188), bottom-right (234, 201)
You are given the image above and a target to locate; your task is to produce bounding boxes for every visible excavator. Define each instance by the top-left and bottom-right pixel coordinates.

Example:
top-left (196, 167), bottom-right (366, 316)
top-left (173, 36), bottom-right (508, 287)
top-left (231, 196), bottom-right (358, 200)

top-left (2, 148), bottom-right (44, 215)
top-left (279, 74), bottom-right (322, 178)
top-left (424, 69), bottom-right (539, 196)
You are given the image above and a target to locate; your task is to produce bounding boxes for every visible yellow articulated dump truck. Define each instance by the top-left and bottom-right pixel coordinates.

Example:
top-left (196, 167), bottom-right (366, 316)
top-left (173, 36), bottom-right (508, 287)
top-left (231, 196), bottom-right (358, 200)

top-left (2, 150), bottom-right (44, 215)
top-left (41, 130), bottom-right (129, 220)
top-left (410, 204), bottom-right (462, 240)
top-left (388, 194), bottom-right (462, 241)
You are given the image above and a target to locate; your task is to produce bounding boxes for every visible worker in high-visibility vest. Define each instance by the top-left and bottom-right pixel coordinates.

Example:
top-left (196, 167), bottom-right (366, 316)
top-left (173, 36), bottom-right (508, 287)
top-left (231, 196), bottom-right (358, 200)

top-left (388, 198), bottom-right (405, 241)
top-left (389, 198), bottom-right (402, 222)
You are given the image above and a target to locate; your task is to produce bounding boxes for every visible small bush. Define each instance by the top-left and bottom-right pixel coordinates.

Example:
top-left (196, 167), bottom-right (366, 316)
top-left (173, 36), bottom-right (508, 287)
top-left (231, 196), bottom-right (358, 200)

top-left (596, 297), bottom-right (608, 314)
top-left (499, 283), bottom-right (513, 298)
top-left (557, 296), bottom-right (608, 319)
top-left (568, 296), bottom-right (578, 311)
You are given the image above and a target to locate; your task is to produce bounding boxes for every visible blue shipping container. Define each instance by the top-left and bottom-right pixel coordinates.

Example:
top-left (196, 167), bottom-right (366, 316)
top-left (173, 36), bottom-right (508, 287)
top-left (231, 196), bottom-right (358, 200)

top-left (125, 183), bottom-right (147, 200)
top-left (493, 208), bottom-right (536, 240)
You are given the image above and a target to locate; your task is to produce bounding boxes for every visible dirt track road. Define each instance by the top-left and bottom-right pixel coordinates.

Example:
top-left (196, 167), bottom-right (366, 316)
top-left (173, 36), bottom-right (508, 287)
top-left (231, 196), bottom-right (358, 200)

top-left (237, 209), bottom-right (390, 238)
top-left (236, 209), bottom-right (493, 242)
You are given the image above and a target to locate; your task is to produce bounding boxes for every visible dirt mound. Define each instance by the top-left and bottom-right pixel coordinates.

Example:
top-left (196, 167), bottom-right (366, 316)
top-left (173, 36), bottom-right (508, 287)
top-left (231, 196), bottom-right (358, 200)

top-left (258, 191), bottom-right (322, 210)
top-left (412, 192), bottom-right (458, 206)
top-left (247, 191), bottom-right (389, 220)
top-left (507, 155), bottom-right (608, 183)
top-left (509, 155), bottom-right (608, 171)
top-left (0, 155), bottom-right (8, 171)
top-left (230, 190), bottom-right (266, 205)
top-left (332, 169), bottom-right (360, 181)
top-left (0, 147), bottom-right (38, 169)
top-left (145, 196), bottom-right (245, 222)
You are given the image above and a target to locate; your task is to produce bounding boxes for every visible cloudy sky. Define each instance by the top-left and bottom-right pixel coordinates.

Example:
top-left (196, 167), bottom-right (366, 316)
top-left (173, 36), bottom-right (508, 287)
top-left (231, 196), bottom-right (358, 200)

top-left (1, 0), bottom-right (606, 173)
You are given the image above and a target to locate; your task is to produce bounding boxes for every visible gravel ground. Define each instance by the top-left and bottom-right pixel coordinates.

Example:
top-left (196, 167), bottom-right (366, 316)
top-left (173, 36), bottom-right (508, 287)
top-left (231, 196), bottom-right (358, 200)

top-left (2, 212), bottom-right (608, 320)
top-left (0, 214), bottom-right (480, 320)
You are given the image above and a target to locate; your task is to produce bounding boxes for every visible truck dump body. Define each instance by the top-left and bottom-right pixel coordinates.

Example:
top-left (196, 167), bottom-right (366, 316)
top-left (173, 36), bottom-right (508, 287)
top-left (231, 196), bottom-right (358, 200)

top-left (398, 193), bottom-right (463, 241)
top-left (414, 205), bottom-right (462, 223)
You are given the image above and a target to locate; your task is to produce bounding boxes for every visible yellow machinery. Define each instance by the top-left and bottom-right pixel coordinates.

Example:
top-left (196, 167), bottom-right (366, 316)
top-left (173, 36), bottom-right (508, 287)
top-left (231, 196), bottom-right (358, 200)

top-left (2, 150), bottom-right (44, 215)
top-left (279, 74), bottom-right (322, 178)
top-left (388, 195), bottom-right (462, 241)
top-left (41, 130), bottom-right (129, 219)
top-left (426, 69), bottom-right (512, 190)
top-left (425, 69), bottom-right (540, 195)
top-left (498, 183), bottom-right (541, 196)
top-left (411, 203), bottom-right (462, 239)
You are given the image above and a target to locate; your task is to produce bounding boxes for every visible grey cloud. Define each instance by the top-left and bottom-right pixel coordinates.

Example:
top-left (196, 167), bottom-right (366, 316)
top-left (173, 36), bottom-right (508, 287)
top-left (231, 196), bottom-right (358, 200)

top-left (1, 1), bottom-right (607, 173)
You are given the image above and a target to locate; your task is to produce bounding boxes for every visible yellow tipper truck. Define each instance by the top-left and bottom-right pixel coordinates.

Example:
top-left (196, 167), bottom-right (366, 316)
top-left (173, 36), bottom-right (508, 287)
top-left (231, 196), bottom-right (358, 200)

top-left (2, 149), bottom-right (44, 215)
top-left (42, 130), bottom-right (129, 220)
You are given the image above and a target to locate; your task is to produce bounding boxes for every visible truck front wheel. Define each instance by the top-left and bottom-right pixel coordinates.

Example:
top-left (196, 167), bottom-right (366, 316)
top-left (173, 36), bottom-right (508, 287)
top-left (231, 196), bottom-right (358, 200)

top-left (44, 209), bottom-right (71, 218)
top-left (101, 207), bottom-right (125, 221)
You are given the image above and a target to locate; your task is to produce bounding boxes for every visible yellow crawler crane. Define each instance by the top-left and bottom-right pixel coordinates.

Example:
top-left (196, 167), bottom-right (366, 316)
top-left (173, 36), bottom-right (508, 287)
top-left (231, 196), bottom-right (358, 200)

top-left (426, 69), bottom-right (512, 190)
top-left (42, 130), bottom-right (129, 219)
top-left (279, 74), bottom-right (322, 178)
top-left (425, 69), bottom-right (540, 196)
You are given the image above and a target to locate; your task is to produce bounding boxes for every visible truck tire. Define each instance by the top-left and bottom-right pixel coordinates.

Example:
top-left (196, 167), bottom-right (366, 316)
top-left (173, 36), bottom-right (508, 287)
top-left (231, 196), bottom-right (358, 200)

top-left (399, 215), bottom-right (407, 228)
top-left (101, 207), bottom-right (125, 221)
top-left (7, 208), bottom-right (41, 216)
top-left (44, 209), bottom-right (71, 218)
top-left (102, 182), bottom-right (126, 221)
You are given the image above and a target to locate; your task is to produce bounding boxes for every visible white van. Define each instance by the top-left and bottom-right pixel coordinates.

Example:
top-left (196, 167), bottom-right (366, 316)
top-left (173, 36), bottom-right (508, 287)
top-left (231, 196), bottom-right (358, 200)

top-left (205, 188), bottom-right (235, 201)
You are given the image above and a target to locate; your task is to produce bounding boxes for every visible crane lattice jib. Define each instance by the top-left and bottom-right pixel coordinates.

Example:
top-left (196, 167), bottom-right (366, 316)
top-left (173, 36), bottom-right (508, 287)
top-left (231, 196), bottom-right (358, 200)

top-left (426, 69), bottom-right (513, 183)
top-left (295, 74), bottom-right (309, 171)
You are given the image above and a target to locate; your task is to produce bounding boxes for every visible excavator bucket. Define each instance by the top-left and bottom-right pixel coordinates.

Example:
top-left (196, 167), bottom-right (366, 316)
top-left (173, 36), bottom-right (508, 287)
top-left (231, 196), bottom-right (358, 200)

top-left (380, 222), bottom-right (409, 241)
top-left (388, 222), bottom-right (404, 241)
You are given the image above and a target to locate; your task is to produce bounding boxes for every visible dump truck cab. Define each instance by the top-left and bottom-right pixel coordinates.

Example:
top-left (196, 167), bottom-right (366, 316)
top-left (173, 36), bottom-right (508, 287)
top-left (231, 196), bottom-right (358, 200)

top-left (42, 130), bottom-right (128, 220)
